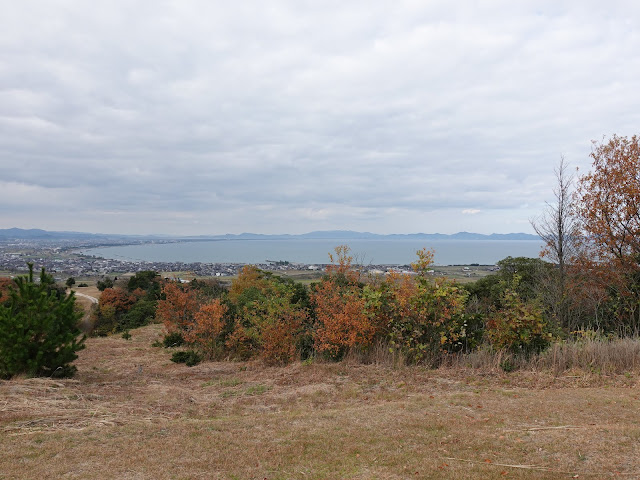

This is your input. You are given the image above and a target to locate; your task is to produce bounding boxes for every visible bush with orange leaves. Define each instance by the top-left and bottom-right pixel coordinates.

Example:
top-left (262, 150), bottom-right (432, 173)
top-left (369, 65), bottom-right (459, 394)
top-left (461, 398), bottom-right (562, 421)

top-left (184, 299), bottom-right (227, 359)
top-left (154, 246), bottom-right (487, 365)
top-left (158, 266), bottom-right (310, 363)
top-left (157, 281), bottom-right (230, 359)
top-left (99, 287), bottom-right (137, 314)
top-left (312, 277), bottom-right (374, 359)
top-left (258, 298), bottom-right (307, 365)
top-left (91, 287), bottom-right (139, 335)
top-left (311, 245), bottom-right (377, 359)
top-left (156, 282), bottom-right (200, 334)
top-left (0, 278), bottom-right (13, 304)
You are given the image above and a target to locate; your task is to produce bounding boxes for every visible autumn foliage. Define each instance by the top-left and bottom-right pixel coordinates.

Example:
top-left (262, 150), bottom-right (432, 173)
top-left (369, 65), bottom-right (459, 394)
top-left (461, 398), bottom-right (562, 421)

top-left (255, 297), bottom-right (307, 364)
top-left (0, 278), bottom-right (13, 304)
top-left (156, 282), bottom-right (200, 334)
top-left (311, 246), bottom-right (376, 358)
top-left (576, 135), bottom-right (640, 264)
top-left (152, 244), bottom-right (557, 366)
top-left (381, 249), bottom-right (472, 363)
top-left (573, 134), bottom-right (640, 331)
top-left (160, 266), bottom-right (309, 363)
top-left (485, 279), bottom-right (551, 354)
top-left (91, 271), bottom-right (162, 335)
top-left (312, 277), bottom-right (374, 358)
top-left (99, 288), bottom-right (137, 316)
top-left (506, 133), bottom-right (640, 336)
top-left (85, 136), bottom-right (640, 365)
top-left (185, 299), bottom-right (227, 359)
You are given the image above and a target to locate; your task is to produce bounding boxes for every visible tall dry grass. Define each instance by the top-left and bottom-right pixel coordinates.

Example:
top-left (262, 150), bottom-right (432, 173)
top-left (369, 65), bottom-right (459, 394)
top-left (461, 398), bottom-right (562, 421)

top-left (341, 336), bottom-right (640, 375)
top-left (532, 337), bottom-right (640, 374)
top-left (442, 336), bottom-right (640, 375)
top-left (341, 338), bottom-right (405, 366)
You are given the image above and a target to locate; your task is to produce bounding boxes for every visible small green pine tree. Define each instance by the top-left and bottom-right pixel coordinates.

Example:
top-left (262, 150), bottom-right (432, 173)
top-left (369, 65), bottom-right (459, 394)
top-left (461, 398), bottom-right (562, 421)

top-left (0, 264), bottom-right (85, 378)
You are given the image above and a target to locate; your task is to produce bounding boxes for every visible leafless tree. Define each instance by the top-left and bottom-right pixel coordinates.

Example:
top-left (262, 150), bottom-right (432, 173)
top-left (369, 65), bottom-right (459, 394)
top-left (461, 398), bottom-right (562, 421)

top-left (532, 157), bottom-right (579, 280)
top-left (531, 156), bottom-right (581, 327)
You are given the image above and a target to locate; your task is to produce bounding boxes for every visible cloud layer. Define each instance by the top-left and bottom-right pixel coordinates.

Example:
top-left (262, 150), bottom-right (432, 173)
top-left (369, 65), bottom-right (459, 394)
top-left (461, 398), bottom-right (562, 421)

top-left (1, 1), bottom-right (639, 234)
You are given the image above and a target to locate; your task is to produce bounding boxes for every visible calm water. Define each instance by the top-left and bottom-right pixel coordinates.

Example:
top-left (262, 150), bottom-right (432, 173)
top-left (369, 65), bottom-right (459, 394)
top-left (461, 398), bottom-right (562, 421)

top-left (82, 239), bottom-right (544, 266)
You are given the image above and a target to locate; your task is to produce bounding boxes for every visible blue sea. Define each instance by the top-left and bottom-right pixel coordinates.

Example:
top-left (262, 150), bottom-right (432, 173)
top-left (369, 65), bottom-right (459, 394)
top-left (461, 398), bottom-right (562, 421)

top-left (81, 239), bottom-right (544, 266)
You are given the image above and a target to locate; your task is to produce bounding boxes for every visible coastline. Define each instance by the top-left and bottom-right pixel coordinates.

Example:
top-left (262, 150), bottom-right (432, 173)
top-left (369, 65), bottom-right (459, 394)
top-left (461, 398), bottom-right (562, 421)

top-left (80, 238), bottom-right (544, 268)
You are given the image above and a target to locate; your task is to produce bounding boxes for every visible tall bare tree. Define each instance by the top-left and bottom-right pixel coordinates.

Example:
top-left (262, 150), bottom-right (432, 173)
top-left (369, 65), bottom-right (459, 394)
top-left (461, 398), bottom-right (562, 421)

top-left (531, 156), bottom-right (580, 327)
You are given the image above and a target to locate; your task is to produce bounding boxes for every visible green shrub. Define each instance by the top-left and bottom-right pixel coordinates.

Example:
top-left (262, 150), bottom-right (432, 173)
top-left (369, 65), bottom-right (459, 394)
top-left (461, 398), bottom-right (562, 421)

top-left (127, 271), bottom-right (160, 292)
top-left (171, 350), bottom-right (202, 366)
top-left (96, 277), bottom-right (114, 291)
top-left (0, 264), bottom-right (85, 378)
top-left (163, 332), bottom-right (185, 348)
top-left (122, 299), bottom-right (156, 330)
top-left (385, 277), bottom-right (470, 364)
top-left (500, 358), bottom-right (516, 373)
top-left (486, 283), bottom-right (553, 355)
top-left (91, 279), bottom-right (159, 335)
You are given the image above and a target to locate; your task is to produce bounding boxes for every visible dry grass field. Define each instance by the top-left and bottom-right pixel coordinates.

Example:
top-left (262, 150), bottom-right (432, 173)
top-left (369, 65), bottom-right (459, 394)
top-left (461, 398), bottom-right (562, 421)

top-left (72, 285), bottom-right (102, 299)
top-left (1, 324), bottom-right (640, 479)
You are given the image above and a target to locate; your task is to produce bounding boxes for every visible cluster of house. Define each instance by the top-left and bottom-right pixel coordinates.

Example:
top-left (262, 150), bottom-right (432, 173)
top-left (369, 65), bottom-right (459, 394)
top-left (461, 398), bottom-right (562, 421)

top-left (1, 241), bottom-right (490, 280)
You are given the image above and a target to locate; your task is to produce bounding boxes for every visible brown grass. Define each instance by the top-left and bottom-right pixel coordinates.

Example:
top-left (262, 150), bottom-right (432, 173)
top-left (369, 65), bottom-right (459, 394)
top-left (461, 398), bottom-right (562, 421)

top-left (1, 324), bottom-right (640, 479)
top-left (73, 285), bottom-right (102, 299)
top-left (443, 338), bottom-right (640, 377)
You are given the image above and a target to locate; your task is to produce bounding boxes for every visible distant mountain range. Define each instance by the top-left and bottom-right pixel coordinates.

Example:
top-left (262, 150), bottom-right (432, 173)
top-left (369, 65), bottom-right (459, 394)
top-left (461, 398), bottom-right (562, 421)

top-left (0, 228), bottom-right (152, 241)
top-left (0, 228), bottom-right (540, 241)
top-left (200, 230), bottom-right (540, 241)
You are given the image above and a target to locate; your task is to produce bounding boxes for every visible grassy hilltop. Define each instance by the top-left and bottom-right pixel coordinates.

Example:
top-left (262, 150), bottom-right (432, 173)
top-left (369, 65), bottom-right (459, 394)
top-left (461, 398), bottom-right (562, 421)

top-left (1, 323), bottom-right (639, 479)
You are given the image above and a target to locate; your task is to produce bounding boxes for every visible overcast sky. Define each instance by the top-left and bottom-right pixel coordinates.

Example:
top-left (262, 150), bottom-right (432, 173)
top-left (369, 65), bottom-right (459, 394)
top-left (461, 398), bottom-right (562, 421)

top-left (1, 1), bottom-right (638, 235)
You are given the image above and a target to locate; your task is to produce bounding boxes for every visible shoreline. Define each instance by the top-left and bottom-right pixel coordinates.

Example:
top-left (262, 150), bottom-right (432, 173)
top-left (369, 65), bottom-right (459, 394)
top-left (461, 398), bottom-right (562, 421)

top-left (80, 238), bottom-right (543, 267)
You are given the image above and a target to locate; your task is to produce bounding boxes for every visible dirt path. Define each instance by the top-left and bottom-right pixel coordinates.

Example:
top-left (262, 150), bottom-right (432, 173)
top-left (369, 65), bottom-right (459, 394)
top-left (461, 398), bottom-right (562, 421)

top-left (74, 291), bottom-right (98, 304)
top-left (70, 290), bottom-right (99, 333)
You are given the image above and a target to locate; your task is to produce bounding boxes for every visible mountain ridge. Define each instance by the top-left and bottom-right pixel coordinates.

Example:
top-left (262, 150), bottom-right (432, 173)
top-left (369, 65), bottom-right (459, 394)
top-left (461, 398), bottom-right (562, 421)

top-left (0, 228), bottom-right (540, 241)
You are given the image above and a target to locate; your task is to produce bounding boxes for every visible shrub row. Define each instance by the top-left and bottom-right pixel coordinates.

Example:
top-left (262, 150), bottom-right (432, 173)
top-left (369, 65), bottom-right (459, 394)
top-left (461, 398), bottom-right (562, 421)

top-left (158, 247), bottom-right (555, 365)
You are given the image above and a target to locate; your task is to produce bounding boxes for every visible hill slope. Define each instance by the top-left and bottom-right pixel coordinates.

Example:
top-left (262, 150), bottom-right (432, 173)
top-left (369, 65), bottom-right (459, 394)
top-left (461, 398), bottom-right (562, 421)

top-left (0, 324), bottom-right (637, 479)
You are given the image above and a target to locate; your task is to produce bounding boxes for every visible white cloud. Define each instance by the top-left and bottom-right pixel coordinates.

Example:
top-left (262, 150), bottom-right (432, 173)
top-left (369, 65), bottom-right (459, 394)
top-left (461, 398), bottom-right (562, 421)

top-left (0, 1), bottom-right (638, 234)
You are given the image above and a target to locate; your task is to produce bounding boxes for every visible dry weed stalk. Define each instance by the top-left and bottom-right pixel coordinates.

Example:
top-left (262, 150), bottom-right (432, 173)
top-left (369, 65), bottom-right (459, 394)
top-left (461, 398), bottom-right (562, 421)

top-left (443, 457), bottom-right (640, 476)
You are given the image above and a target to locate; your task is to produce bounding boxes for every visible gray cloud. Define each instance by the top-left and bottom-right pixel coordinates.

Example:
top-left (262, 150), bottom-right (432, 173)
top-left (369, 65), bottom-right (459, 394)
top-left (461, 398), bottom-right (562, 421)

top-left (1, 1), bottom-right (639, 234)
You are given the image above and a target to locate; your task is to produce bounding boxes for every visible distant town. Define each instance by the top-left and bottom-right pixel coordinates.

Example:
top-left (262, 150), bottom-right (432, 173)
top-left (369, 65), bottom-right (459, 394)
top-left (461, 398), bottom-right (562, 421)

top-left (0, 238), bottom-right (501, 282)
top-left (0, 228), bottom-right (508, 280)
top-left (0, 237), bottom-right (300, 278)
top-left (0, 237), bottom-right (399, 278)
